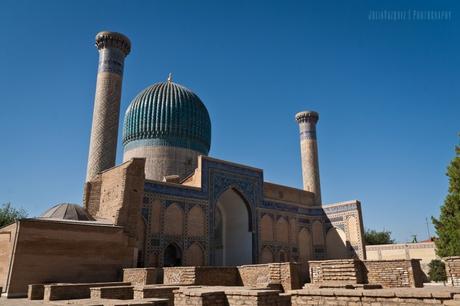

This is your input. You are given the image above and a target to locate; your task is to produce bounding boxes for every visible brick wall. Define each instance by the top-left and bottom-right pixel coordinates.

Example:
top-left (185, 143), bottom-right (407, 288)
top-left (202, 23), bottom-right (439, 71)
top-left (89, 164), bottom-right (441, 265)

top-left (308, 259), bottom-right (364, 284)
top-left (174, 288), bottom-right (291, 306)
top-left (238, 264), bottom-right (271, 287)
top-left (290, 288), bottom-right (460, 305)
top-left (0, 223), bottom-right (16, 292)
top-left (445, 256), bottom-right (460, 287)
top-left (123, 268), bottom-right (161, 285)
top-left (174, 290), bottom-right (228, 306)
top-left (238, 263), bottom-right (303, 291)
top-left (162, 264), bottom-right (302, 292)
top-left (362, 259), bottom-right (424, 288)
top-left (307, 259), bottom-right (424, 288)
top-left (4, 220), bottom-right (135, 297)
top-left (163, 267), bottom-right (240, 286)
top-left (84, 158), bottom-right (145, 239)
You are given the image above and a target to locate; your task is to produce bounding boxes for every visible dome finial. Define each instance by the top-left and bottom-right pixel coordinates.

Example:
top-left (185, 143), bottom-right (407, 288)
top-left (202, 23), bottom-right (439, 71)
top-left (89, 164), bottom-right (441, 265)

top-left (167, 73), bottom-right (173, 83)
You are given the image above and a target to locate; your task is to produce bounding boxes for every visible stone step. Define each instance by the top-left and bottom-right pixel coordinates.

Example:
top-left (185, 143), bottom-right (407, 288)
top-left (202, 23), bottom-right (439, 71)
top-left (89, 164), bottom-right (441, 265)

top-left (105, 298), bottom-right (169, 306)
top-left (133, 285), bottom-right (179, 305)
top-left (43, 282), bottom-right (131, 301)
top-left (90, 286), bottom-right (134, 300)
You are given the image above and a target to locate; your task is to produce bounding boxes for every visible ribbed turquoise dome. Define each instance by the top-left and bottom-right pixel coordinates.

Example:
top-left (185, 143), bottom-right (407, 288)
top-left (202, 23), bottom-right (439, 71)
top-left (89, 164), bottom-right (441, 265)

top-left (122, 80), bottom-right (211, 154)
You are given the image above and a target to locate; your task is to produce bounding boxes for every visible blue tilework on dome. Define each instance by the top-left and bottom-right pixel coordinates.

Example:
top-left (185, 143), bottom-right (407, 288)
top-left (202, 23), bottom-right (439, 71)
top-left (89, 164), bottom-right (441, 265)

top-left (122, 81), bottom-right (211, 154)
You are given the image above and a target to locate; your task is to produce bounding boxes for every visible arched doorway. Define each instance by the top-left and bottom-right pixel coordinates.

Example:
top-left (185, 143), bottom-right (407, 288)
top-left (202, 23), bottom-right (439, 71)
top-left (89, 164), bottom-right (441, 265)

top-left (164, 243), bottom-right (182, 267)
top-left (215, 188), bottom-right (253, 266)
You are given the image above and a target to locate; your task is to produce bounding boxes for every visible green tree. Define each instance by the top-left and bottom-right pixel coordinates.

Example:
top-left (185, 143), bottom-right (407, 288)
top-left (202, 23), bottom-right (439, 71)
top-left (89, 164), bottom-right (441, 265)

top-left (0, 202), bottom-right (28, 228)
top-left (364, 229), bottom-right (395, 245)
top-left (432, 140), bottom-right (460, 257)
top-left (428, 259), bottom-right (447, 282)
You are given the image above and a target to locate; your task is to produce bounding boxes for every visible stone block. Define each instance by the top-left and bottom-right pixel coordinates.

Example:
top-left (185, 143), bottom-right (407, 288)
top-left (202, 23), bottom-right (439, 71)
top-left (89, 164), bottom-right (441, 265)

top-left (27, 284), bottom-right (44, 300)
top-left (133, 285), bottom-right (178, 306)
top-left (123, 268), bottom-right (161, 285)
top-left (90, 285), bottom-right (134, 300)
top-left (43, 281), bottom-right (131, 301)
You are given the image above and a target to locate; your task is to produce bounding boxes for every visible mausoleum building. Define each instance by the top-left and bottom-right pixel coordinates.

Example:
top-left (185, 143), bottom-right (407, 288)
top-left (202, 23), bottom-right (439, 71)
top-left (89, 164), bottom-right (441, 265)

top-left (0, 31), bottom-right (366, 297)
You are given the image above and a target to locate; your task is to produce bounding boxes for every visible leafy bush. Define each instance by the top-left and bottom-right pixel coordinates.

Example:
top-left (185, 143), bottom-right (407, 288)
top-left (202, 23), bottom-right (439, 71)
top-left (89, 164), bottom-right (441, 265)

top-left (428, 259), bottom-right (447, 282)
top-left (364, 229), bottom-right (395, 245)
top-left (0, 202), bottom-right (28, 228)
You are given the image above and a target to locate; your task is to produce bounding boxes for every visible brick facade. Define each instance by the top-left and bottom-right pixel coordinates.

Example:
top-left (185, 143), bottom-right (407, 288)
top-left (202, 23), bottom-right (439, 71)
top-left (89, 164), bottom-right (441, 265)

top-left (445, 256), bottom-right (460, 287)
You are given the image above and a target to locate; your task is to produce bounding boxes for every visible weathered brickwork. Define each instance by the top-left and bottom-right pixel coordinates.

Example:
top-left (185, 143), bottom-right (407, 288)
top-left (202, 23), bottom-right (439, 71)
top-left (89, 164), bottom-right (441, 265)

top-left (290, 288), bottom-right (460, 306)
top-left (363, 259), bottom-right (424, 288)
top-left (308, 259), bottom-right (364, 284)
top-left (174, 290), bottom-right (228, 306)
top-left (43, 282), bottom-right (130, 301)
top-left (133, 285), bottom-right (178, 305)
top-left (163, 267), bottom-right (240, 286)
top-left (308, 259), bottom-right (425, 288)
top-left (174, 287), bottom-right (291, 306)
top-left (123, 268), bottom-right (161, 285)
top-left (90, 285), bottom-right (134, 300)
top-left (445, 256), bottom-right (460, 287)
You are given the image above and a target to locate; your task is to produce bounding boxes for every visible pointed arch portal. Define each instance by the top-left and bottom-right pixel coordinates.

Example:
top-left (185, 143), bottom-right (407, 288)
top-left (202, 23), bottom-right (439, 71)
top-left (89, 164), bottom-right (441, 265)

top-left (215, 188), bottom-right (253, 266)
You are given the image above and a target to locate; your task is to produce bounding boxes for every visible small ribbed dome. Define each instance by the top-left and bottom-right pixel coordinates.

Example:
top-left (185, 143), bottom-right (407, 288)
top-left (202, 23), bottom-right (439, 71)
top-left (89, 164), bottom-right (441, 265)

top-left (40, 203), bottom-right (94, 221)
top-left (122, 79), bottom-right (211, 154)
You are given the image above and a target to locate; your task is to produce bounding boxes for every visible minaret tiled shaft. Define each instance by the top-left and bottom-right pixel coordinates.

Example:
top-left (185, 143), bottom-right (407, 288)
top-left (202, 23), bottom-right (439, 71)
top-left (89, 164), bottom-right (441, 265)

top-left (295, 111), bottom-right (322, 205)
top-left (86, 31), bottom-right (131, 182)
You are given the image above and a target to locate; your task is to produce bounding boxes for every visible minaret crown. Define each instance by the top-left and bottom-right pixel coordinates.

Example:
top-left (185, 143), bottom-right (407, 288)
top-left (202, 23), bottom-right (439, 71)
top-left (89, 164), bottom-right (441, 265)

top-left (95, 31), bottom-right (131, 56)
top-left (295, 111), bottom-right (319, 124)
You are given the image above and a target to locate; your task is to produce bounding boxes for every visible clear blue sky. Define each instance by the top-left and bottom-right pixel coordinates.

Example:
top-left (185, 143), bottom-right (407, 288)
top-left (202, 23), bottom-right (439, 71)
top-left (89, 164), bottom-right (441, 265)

top-left (0, 0), bottom-right (458, 243)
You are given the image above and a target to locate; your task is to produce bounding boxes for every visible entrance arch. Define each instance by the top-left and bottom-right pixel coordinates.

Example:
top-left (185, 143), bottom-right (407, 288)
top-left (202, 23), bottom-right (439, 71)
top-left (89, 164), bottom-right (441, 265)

top-left (163, 243), bottom-right (182, 267)
top-left (215, 188), bottom-right (253, 266)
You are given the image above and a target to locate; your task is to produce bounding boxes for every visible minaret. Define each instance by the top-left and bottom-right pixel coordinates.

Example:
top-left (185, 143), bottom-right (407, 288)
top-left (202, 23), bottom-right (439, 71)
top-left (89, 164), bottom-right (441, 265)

top-left (86, 31), bottom-right (131, 182)
top-left (295, 111), bottom-right (322, 205)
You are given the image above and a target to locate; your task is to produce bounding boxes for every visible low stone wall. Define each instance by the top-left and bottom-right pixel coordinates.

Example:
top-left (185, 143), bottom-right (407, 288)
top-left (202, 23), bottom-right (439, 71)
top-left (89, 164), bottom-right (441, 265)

top-left (123, 268), bottom-right (161, 285)
top-left (27, 284), bottom-right (44, 300)
top-left (90, 285), bottom-right (134, 300)
top-left (238, 264), bottom-right (271, 287)
top-left (225, 289), bottom-right (290, 306)
top-left (163, 267), bottom-right (240, 286)
top-left (238, 262), bottom-right (303, 291)
top-left (362, 259), bottom-right (424, 288)
top-left (308, 259), bottom-right (364, 284)
top-left (290, 288), bottom-right (460, 306)
top-left (133, 285), bottom-right (178, 306)
top-left (43, 281), bottom-right (130, 301)
top-left (445, 256), bottom-right (460, 287)
top-left (174, 290), bottom-right (228, 306)
top-left (307, 259), bottom-right (424, 288)
top-left (174, 287), bottom-right (290, 306)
